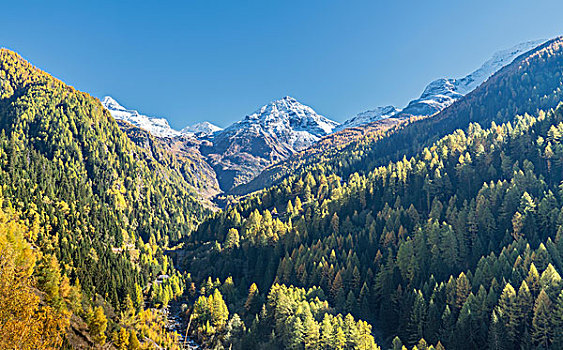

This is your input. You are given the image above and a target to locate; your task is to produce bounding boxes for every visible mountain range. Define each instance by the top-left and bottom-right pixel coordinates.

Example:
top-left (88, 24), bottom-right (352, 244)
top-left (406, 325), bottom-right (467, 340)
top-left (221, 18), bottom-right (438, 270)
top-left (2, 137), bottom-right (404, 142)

top-left (101, 96), bottom-right (223, 138)
top-left (101, 40), bottom-right (545, 196)
top-left (103, 95), bottom-right (341, 191)
top-left (102, 39), bottom-right (546, 196)
top-left (104, 40), bottom-right (545, 139)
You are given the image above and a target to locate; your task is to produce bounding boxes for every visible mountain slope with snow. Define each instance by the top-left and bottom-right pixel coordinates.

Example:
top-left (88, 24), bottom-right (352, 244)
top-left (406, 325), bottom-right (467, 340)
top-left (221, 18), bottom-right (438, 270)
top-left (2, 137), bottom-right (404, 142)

top-left (201, 96), bottom-right (340, 190)
top-left (101, 96), bottom-right (181, 138)
top-left (102, 39), bottom-right (547, 194)
top-left (181, 121), bottom-right (223, 136)
top-left (339, 39), bottom-right (546, 129)
top-left (335, 105), bottom-right (400, 131)
top-left (221, 96), bottom-right (339, 151)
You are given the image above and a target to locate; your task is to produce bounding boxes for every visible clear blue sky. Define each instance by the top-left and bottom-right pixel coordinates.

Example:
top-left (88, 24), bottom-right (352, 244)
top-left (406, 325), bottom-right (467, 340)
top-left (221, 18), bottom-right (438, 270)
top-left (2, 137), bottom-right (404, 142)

top-left (1, 0), bottom-right (562, 128)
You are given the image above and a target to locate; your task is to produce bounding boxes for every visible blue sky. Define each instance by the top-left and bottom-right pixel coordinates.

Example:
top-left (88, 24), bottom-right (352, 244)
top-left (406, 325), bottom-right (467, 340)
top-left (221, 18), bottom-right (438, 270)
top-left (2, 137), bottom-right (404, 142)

top-left (1, 1), bottom-right (562, 128)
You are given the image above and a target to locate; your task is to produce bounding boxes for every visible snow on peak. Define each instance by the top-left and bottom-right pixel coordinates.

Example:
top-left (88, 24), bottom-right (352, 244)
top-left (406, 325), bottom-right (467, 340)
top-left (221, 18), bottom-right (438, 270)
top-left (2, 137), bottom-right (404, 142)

top-left (101, 96), bottom-right (124, 110)
top-left (335, 105), bottom-right (400, 131)
top-left (419, 78), bottom-right (460, 100)
top-left (101, 96), bottom-right (181, 138)
top-left (225, 96), bottom-right (340, 151)
top-left (455, 39), bottom-right (546, 95)
top-left (243, 96), bottom-right (339, 134)
top-left (181, 121), bottom-right (223, 136)
top-left (397, 39), bottom-right (545, 118)
top-left (339, 39), bottom-right (546, 130)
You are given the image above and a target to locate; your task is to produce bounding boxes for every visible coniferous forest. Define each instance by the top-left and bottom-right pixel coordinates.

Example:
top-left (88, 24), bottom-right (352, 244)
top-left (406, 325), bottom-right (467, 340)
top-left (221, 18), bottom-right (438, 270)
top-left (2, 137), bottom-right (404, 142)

top-left (3, 16), bottom-right (563, 350)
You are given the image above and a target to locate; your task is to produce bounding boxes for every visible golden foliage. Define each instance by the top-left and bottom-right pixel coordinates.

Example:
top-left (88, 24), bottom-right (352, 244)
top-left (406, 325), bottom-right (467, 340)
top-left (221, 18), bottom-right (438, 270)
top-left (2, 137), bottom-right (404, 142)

top-left (0, 208), bottom-right (68, 349)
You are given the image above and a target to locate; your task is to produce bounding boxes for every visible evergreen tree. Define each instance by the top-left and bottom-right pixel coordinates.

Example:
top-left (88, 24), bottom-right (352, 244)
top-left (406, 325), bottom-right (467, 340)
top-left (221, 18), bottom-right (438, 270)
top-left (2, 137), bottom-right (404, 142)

top-left (392, 336), bottom-right (404, 350)
top-left (497, 283), bottom-right (518, 346)
top-left (211, 289), bottom-right (229, 329)
top-left (320, 314), bottom-right (334, 349)
top-left (112, 328), bottom-right (130, 350)
top-left (245, 283), bottom-right (260, 314)
top-left (128, 329), bottom-right (140, 350)
top-left (552, 290), bottom-right (563, 349)
top-left (303, 313), bottom-right (320, 349)
top-left (532, 289), bottom-right (553, 348)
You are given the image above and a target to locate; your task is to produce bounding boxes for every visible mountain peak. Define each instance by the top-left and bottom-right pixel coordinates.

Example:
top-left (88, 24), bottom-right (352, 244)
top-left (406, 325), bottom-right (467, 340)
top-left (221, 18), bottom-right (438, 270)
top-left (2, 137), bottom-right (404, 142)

top-left (280, 96), bottom-right (297, 102)
top-left (237, 96), bottom-right (339, 137)
top-left (205, 96), bottom-right (340, 190)
top-left (335, 106), bottom-right (400, 131)
top-left (181, 121), bottom-right (223, 136)
top-left (249, 96), bottom-right (309, 117)
top-left (101, 96), bottom-right (124, 110)
top-left (101, 96), bottom-right (181, 138)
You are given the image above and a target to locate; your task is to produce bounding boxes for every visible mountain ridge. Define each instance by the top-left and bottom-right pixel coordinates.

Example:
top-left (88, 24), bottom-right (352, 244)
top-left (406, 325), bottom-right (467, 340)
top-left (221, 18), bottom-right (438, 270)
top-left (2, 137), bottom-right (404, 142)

top-left (338, 39), bottom-right (546, 129)
top-left (101, 96), bottom-right (181, 138)
top-left (102, 96), bottom-right (223, 139)
top-left (179, 35), bottom-right (563, 350)
top-left (0, 48), bottom-right (209, 348)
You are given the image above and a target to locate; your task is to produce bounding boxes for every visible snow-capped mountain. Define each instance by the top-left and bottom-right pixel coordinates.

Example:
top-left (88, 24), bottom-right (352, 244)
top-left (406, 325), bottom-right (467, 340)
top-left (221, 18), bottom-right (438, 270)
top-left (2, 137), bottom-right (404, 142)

top-left (101, 94), bottom-right (339, 190)
top-left (223, 96), bottom-right (339, 151)
top-left (201, 96), bottom-right (340, 190)
top-left (339, 39), bottom-right (546, 130)
top-left (181, 121), bottom-right (223, 136)
top-left (397, 78), bottom-right (463, 118)
top-left (101, 96), bottom-right (181, 138)
top-left (103, 40), bottom-right (547, 192)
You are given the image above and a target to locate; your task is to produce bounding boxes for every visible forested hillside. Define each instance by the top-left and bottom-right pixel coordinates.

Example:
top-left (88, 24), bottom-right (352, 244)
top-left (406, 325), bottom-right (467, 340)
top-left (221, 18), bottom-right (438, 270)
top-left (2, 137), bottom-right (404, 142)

top-left (177, 37), bottom-right (563, 349)
top-left (0, 49), bottom-right (208, 348)
top-left (117, 120), bottom-right (222, 200)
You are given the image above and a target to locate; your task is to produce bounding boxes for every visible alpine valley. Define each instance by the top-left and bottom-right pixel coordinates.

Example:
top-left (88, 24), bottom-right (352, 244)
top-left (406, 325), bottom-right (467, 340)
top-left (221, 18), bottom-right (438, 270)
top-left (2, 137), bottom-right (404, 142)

top-left (102, 39), bottom-right (546, 198)
top-left (3, 32), bottom-right (563, 350)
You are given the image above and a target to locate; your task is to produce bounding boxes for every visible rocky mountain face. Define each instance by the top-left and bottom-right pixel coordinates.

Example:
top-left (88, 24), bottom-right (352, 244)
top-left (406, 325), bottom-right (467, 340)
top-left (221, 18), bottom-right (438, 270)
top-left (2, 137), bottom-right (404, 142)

top-left (104, 95), bottom-right (339, 194)
top-left (115, 120), bottom-right (221, 199)
top-left (200, 96), bottom-right (339, 190)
